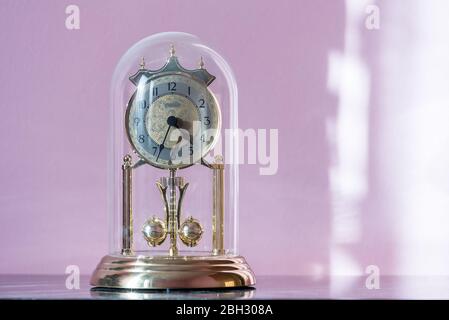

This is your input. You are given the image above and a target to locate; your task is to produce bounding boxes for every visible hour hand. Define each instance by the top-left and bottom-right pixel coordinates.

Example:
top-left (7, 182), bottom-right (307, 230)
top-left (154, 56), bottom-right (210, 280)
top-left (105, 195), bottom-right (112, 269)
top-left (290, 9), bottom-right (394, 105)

top-left (175, 118), bottom-right (192, 132)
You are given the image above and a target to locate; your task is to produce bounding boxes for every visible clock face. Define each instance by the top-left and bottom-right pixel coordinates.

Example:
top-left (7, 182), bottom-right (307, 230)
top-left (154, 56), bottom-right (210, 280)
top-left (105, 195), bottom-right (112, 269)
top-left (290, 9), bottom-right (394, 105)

top-left (126, 73), bottom-right (221, 169)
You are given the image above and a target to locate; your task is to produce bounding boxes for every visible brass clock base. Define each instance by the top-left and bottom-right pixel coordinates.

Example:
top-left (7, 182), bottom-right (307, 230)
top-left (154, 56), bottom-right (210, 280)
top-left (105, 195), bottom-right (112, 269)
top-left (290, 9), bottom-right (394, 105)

top-left (90, 254), bottom-right (256, 289)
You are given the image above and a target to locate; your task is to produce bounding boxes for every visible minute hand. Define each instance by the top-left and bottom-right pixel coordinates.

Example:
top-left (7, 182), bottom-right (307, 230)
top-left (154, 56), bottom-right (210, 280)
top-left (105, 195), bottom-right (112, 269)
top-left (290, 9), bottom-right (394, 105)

top-left (156, 116), bottom-right (178, 161)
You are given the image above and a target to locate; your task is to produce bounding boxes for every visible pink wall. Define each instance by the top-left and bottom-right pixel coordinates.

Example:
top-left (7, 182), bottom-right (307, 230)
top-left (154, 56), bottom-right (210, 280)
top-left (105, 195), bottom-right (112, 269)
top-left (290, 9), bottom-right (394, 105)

top-left (1, 0), bottom-right (449, 277)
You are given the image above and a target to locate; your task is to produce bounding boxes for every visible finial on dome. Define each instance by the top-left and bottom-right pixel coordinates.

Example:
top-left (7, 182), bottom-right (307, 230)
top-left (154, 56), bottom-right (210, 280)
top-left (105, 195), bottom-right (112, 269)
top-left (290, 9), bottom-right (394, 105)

top-left (169, 44), bottom-right (175, 57)
top-left (198, 56), bottom-right (204, 69)
top-left (139, 57), bottom-right (146, 69)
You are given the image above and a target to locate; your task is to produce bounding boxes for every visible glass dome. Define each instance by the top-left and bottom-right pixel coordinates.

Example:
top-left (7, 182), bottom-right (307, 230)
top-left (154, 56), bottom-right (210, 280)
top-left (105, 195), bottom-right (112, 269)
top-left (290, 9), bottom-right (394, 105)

top-left (90, 32), bottom-right (255, 289)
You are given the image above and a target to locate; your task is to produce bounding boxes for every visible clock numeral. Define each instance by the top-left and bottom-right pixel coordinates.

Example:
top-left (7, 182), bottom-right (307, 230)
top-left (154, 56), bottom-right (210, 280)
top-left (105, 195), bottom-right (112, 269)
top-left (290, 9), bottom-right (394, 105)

top-left (137, 100), bottom-right (148, 109)
top-left (138, 135), bottom-right (145, 143)
top-left (200, 135), bottom-right (213, 143)
top-left (152, 146), bottom-right (158, 155)
top-left (168, 82), bottom-right (176, 91)
top-left (198, 98), bottom-right (205, 108)
top-left (152, 87), bottom-right (158, 96)
top-left (133, 117), bottom-right (140, 126)
top-left (203, 116), bottom-right (211, 127)
top-left (188, 86), bottom-right (191, 96)
top-left (177, 145), bottom-right (194, 157)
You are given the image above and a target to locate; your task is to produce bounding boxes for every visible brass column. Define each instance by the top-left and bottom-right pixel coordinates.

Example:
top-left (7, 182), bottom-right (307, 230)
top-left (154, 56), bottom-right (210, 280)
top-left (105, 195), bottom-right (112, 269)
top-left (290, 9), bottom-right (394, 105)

top-left (122, 154), bottom-right (133, 255)
top-left (212, 159), bottom-right (225, 255)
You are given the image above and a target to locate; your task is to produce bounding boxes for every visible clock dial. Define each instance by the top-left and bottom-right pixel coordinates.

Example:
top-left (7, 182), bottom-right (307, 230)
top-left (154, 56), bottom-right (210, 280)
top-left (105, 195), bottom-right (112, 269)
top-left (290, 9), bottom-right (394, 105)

top-left (126, 73), bottom-right (221, 169)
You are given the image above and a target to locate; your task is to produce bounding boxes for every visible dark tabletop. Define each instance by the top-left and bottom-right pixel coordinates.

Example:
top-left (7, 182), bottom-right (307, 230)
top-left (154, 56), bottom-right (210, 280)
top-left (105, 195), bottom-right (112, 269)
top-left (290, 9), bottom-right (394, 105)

top-left (1, 275), bottom-right (448, 300)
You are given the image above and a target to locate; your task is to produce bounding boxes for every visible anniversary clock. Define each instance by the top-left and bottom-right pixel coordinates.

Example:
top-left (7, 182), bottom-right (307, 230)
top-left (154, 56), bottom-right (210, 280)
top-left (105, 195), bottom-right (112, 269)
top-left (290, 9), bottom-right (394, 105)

top-left (90, 32), bottom-right (256, 289)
